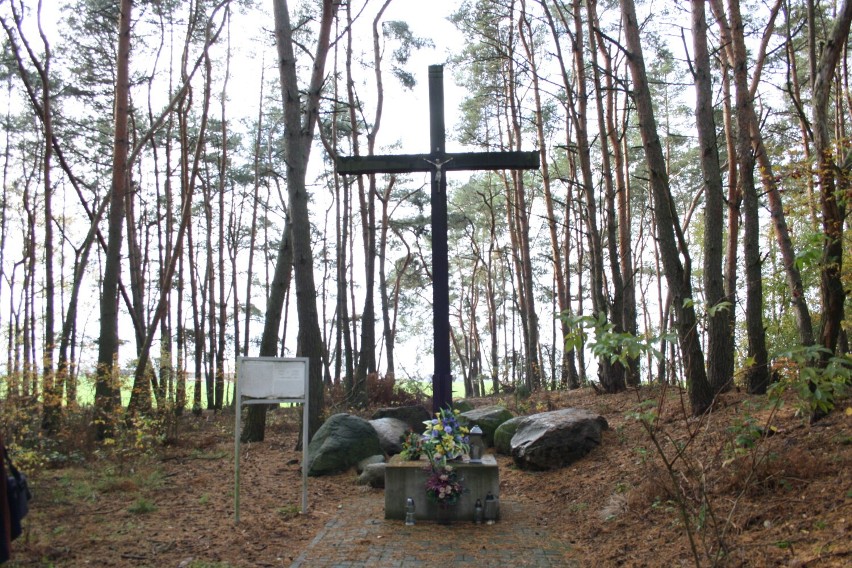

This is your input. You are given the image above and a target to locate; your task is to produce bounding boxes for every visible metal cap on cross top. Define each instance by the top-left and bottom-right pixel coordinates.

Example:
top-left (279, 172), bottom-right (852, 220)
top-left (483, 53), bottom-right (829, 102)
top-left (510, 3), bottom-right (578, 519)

top-left (335, 65), bottom-right (540, 412)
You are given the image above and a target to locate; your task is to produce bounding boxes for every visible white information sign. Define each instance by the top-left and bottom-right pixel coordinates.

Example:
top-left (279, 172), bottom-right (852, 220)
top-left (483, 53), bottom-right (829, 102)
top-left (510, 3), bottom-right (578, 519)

top-left (234, 356), bottom-right (309, 524)
top-left (239, 358), bottom-right (307, 398)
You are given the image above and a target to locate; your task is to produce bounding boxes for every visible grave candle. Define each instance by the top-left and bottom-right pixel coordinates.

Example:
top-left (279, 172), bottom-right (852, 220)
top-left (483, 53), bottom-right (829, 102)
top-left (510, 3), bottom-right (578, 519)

top-left (484, 492), bottom-right (498, 525)
top-left (469, 426), bottom-right (484, 462)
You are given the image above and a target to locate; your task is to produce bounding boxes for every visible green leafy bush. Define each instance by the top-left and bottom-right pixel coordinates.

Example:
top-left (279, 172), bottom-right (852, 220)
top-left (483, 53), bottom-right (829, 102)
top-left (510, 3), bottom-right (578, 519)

top-left (769, 346), bottom-right (851, 418)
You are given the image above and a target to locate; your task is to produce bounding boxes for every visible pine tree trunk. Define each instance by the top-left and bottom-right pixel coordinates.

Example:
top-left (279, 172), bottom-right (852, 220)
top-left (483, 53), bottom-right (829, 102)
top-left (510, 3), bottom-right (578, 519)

top-left (692, 0), bottom-right (731, 395)
top-left (532, 0), bottom-right (578, 390)
top-left (241, 219), bottom-right (293, 443)
top-left (620, 0), bottom-right (713, 414)
top-left (726, 0), bottom-right (770, 394)
top-left (720, 59), bottom-right (740, 394)
top-left (812, 0), bottom-right (852, 359)
top-left (378, 181), bottom-right (397, 380)
top-left (270, 0), bottom-right (333, 442)
top-left (94, 0), bottom-right (133, 439)
top-left (588, 0), bottom-right (636, 386)
top-left (569, 0), bottom-right (622, 393)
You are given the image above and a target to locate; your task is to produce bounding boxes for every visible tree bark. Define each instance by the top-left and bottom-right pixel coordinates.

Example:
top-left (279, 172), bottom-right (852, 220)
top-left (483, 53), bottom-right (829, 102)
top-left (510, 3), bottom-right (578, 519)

top-left (342, 0), bottom-right (369, 404)
top-left (812, 0), bottom-right (852, 358)
top-left (692, 0), bottom-right (731, 395)
top-left (483, 187), bottom-right (504, 394)
top-left (338, 177), bottom-right (354, 387)
top-left (588, 0), bottom-right (636, 386)
top-left (377, 179), bottom-right (398, 380)
top-left (599, 13), bottom-right (638, 387)
top-left (719, 53), bottom-right (740, 392)
top-left (784, 4), bottom-right (819, 230)
top-left (500, 11), bottom-right (542, 391)
top-left (619, 0), bottom-right (713, 414)
top-left (329, 18), bottom-right (354, 388)
top-left (215, 23), bottom-right (232, 410)
top-left (349, 1), bottom-right (395, 405)
top-left (726, 0), bottom-right (770, 394)
top-left (713, 0), bottom-right (814, 351)
top-left (94, 0), bottom-right (133, 439)
top-left (566, 0), bottom-right (623, 392)
top-left (243, 68), bottom-right (265, 358)
top-left (125, 2), bottom-right (227, 416)
top-left (241, 217), bottom-right (293, 442)
top-left (4, 1), bottom-right (61, 432)
top-left (265, 0), bottom-right (334, 442)
top-left (533, 0), bottom-right (580, 390)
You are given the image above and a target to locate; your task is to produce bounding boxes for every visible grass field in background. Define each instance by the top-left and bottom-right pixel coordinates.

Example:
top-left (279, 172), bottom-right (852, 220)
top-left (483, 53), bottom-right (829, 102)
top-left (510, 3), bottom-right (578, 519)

top-left (69, 374), bottom-right (233, 409)
top-left (4, 372), bottom-right (480, 413)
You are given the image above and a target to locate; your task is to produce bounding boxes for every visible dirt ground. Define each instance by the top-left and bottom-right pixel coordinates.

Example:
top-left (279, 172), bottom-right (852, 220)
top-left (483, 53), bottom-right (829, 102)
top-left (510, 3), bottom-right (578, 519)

top-left (5, 386), bottom-right (851, 567)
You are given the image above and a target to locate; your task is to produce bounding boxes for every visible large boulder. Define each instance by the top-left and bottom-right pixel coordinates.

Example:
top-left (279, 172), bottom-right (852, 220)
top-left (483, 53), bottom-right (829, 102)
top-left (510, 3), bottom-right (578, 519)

top-left (370, 417), bottom-right (410, 455)
top-left (493, 416), bottom-right (525, 455)
top-left (356, 454), bottom-right (385, 474)
top-left (510, 408), bottom-right (608, 470)
top-left (356, 463), bottom-right (386, 488)
top-left (461, 405), bottom-right (514, 446)
top-left (307, 413), bottom-right (383, 476)
top-left (371, 405), bottom-right (431, 433)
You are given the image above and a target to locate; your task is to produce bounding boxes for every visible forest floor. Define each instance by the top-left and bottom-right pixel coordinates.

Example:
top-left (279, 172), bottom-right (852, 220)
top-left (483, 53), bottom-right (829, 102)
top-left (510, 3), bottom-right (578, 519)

top-left (5, 385), bottom-right (851, 567)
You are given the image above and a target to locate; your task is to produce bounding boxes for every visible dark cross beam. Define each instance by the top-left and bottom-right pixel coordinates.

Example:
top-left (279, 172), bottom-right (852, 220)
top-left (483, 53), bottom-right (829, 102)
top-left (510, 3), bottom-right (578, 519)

top-left (336, 65), bottom-right (539, 413)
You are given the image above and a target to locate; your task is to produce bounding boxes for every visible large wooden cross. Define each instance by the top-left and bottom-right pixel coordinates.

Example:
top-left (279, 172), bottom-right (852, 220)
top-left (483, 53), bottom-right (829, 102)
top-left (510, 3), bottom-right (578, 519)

top-left (336, 65), bottom-right (539, 412)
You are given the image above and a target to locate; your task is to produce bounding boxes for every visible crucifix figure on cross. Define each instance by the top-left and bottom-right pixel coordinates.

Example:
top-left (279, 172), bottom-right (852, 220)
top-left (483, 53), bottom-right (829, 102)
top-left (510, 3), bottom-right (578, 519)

top-left (336, 65), bottom-right (540, 412)
top-left (422, 156), bottom-right (453, 186)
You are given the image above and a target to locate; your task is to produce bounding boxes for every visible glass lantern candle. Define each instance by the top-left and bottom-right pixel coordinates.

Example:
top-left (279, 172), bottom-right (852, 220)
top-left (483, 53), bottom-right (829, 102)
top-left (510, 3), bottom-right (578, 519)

top-left (405, 497), bottom-right (416, 526)
top-left (484, 492), bottom-right (498, 524)
top-left (468, 425), bottom-right (484, 462)
top-left (474, 498), bottom-right (484, 524)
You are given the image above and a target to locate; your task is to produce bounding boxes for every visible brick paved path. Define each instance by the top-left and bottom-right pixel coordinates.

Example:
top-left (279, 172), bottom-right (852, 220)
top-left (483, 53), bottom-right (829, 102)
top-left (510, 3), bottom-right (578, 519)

top-left (290, 492), bottom-right (576, 567)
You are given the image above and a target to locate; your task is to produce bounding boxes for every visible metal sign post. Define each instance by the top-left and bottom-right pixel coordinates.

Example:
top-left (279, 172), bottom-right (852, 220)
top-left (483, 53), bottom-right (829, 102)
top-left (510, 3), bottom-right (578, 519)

top-left (234, 356), bottom-right (309, 524)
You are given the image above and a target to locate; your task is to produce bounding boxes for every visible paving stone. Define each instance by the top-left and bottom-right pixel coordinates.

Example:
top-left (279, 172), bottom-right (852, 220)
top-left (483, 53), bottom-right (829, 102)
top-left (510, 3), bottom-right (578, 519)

top-left (289, 492), bottom-right (574, 567)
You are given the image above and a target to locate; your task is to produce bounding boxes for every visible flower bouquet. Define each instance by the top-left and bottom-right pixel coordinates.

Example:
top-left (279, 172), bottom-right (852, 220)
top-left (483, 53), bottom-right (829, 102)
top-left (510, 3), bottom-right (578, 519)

top-left (424, 464), bottom-right (464, 506)
top-left (399, 431), bottom-right (423, 461)
top-left (421, 407), bottom-right (470, 463)
top-left (419, 408), bottom-right (470, 523)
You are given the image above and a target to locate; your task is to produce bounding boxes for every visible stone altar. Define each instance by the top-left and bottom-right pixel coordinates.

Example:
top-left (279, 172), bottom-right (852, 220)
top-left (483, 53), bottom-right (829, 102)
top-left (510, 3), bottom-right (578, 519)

top-left (384, 454), bottom-right (499, 521)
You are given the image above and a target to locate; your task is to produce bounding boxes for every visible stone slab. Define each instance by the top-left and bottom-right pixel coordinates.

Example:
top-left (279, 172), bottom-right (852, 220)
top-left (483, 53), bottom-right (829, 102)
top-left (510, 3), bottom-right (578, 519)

top-left (385, 454), bottom-right (499, 521)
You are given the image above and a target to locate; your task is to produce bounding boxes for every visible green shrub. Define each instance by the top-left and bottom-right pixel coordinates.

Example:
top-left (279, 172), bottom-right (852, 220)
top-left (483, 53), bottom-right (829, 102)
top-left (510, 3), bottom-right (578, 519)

top-left (769, 346), bottom-right (850, 418)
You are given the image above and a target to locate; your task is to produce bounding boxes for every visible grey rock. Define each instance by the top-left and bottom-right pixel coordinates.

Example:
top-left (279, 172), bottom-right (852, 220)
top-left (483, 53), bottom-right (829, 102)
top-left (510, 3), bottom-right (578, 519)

top-left (493, 416), bottom-right (525, 455)
top-left (371, 405), bottom-right (431, 433)
top-left (356, 454), bottom-right (386, 474)
top-left (370, 417), bottom-right (410, 455)
top-left (461, 405), bottom-right (514, 446)
top-left (510, 408), bottom-right (608, 470)
top-left (307, 413), bottom-right (383, 476)
top-left (356, 462), bottom-right (386, 488)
